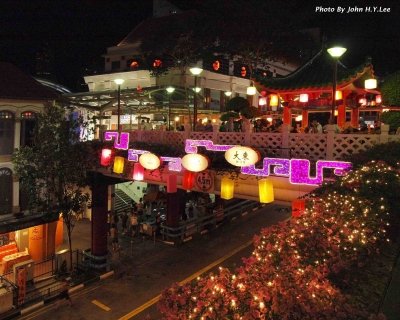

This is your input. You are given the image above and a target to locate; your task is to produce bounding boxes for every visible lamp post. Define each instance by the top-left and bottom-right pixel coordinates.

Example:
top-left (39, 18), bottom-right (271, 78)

top-left (166, 86), bottom-right (175, 131)
top-left (114, 78), bottom-right (125, 132)
top-left (327, 47), bottom-right (346, 124)
top-left (190, 67), bottom-right (203, 130)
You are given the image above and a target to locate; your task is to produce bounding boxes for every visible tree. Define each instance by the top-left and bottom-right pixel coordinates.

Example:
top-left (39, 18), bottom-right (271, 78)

top-left (13, 103), bottom-right (95, 269)
top-left (226, 96), bottom-right (249, 112)
top-left (381, 70), bottom-right (400, 106)
top-left (380, 111), bottom-right (400, 132)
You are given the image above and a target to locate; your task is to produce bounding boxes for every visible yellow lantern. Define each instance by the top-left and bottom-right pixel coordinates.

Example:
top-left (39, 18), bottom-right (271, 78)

top-left (269, 94), bottom-right (279, 107)
top-left (335, 90), bottom-right (343, 100)
top-left (258, 179), bottom-right (274, 203)
top-left (221, 177), bottom-right (234, 200)
top-left (113, 156), bottom-right (125, 174)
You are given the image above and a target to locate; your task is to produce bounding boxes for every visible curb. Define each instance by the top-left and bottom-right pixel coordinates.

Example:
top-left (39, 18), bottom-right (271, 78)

top-left (3, 270), bottom-right (114, 319)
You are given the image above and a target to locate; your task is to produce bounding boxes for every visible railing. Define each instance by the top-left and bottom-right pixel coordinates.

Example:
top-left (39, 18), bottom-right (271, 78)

top-left (123, 124), bottom-right (400, 161)
top-left (160, 200), bottom-right (261, 244)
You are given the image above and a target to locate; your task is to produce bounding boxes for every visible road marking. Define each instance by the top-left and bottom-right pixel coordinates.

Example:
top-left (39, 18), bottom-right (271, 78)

top-left (92, 299), bottom-right (111, 311)
top-left (118, 239), bottom-right (253, 320)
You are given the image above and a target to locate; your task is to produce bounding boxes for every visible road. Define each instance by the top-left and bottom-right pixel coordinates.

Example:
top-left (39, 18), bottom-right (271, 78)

top-left (19, 203), bottom-right (290, 320)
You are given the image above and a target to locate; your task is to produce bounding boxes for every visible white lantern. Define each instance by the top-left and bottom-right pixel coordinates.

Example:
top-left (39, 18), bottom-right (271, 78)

top-left (225, 146), bottom-right (260, 167)
top-left (139, 153), bottom-right (161, 170)
top-left (365, 79), bottom-right (377, 89)
top-left (181, 154), bottom-right (209, 172)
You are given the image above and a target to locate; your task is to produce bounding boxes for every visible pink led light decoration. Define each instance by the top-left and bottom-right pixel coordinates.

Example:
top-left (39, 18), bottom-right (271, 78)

top-left (160, 156), bottom-right (182, 172)
top-left (241, 158), bottom-right (290, 177)
top-left (128, 149), bottom-right (148, 162)
top-left (104, 131), bottom-right (130, 150)
top-left (289, 159), bottom-right (352, 185)
top-left (185, 139), bottom-right (233, 154)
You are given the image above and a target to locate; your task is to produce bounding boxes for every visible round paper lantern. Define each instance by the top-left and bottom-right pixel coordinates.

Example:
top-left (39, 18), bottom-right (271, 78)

top-left (132, 162), bottom-right (144, 181)
top-left (375, 95), bottom-right (382, 104)
top-left (113, 156), bottom-right (125, 174)
top-left (139, 153), bottom-right (160, 170)
top-left (181, 154), bottom-right (209, 172)
top-left (182, 171), bottom-right (195, 190)
top-left (221, 177), bottom-right (234, 200)
top-left (225, 146), bottom-right (260, 167)
top-left (258, 179), bottom-right (274, 203)
top-left (100, 148), bottom-right (112, 166)
top-left (259, 97), bottom-right (267, 106)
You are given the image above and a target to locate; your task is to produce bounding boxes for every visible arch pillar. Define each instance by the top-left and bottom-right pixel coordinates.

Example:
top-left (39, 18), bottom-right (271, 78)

top-left (301, 109), bottom-right (309, 129)
top-left (283, 106), bottom-right (291, 126)
top-left (91, 183), bottom-right (108, 256)
top-left (351, 107), bottom-right (359, 128)
top-left (337, 104), bottom-right (346, 128)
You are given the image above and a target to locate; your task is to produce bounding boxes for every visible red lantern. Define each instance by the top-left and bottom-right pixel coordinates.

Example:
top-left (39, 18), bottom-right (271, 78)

top-left (167, 174), bottom-right (177, 193)
top-left (212, 60), bottom-right (220, 71)
top-left (132, 163), bottom-right (144, 181)
top-left (241, 66), bottom-right (247, 77)
top-left (182, 171), bottom-right (195, 190)
top-left (292, 199), bottom-right (306, 218)
top-left (101, 148), bottom-right (112, 166)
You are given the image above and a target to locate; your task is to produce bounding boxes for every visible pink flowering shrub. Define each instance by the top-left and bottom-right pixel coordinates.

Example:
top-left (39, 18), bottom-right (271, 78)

top-left (158, 162), bottom-right (397, 319)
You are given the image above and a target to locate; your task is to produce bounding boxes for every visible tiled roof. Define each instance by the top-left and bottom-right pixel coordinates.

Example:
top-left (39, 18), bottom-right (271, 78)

top-left (258, 49), bottom-right (374, 92)
top-left (118, 10), bottom-right (198, 47)
top-left (0, 62), bottom-right (58, 100)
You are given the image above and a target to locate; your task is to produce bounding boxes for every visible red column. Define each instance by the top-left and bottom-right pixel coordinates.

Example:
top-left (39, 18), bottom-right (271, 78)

top-left (91, 183), bottom-right (108, 256)
top-left (337, 104), bottom-right (346, 128)
top-left (283, 106), bottom-right (291, 126)
top-left (351, 108), bottom-right (359, 128)
top-left (166, 191), bottom-right (182, 227)
top-left (301, 109), bottom-right (309, 129)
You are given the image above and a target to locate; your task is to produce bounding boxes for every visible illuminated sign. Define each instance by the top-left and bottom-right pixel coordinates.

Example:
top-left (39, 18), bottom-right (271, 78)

top-left (104, 132), bottom-right (352, 186)
top-left (225, 146), bottom-right (259, 167)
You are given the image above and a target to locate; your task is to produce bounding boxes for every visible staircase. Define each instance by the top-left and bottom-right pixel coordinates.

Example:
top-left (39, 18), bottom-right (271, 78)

top-left (114, 189), bottom-right (133, 214)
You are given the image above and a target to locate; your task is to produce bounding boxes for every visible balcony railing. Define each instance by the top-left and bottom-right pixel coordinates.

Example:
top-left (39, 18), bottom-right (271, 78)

top-left (107, 124), bottom-right (400, 161)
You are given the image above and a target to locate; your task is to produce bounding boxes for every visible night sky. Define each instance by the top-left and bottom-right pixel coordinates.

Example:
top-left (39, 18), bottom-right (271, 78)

top-left (0, 0), bottom-right (399, 91)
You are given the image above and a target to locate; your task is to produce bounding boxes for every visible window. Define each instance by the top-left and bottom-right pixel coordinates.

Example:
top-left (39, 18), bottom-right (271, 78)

top-left (111, 61), bottom-right (120, 70)
top-left (21, 111), bottom-right (37, 147)
top-left (0, 167), bottom-right (12, 214)
top-left (0, 111), bottom-right (15, 155)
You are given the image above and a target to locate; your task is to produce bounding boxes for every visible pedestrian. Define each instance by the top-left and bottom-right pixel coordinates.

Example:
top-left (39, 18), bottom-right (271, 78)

top-left (58, 281), bottom-right (72, 307)
top-left (107, 210), bottom-right (112, 236)
top-left (110, 223), bottom-right (119, 251)
top-left (121, 210), bottom-right (129, 234)
top-left (130, 211), bottom-right (139, 237)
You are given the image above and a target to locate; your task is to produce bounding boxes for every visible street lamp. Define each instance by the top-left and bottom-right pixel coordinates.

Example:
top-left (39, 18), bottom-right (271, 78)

top-left (114, 78), bottom-right (125, 132)
top-left (166, 86), bottom-right (175, 131)
top-left (189, 67), bottom-right (203, 130)
top-left (327, 46), bottom-right (347, 124)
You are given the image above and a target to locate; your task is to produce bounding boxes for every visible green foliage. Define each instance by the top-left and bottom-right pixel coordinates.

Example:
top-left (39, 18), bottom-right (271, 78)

top-left (380, 111), bottom-right (400, 132)
top-left (381, 70), bottom-right (400, 106)
top-left (12, 104), bottom-right (96, 268)
top-left (226, 96), bottom-right (249, 112)
top-left (344, 141), bottom-right (400, 169)
top-left (220, 111), bottom-right (239, 122)
top-left (240, 106), bottom-right (262, 119)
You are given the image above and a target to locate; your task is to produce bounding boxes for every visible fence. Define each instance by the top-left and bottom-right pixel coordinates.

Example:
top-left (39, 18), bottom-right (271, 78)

top-left (160, 200), bottom-right (261, 244)
top-left (129, 124), bottom-right (400, 162)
